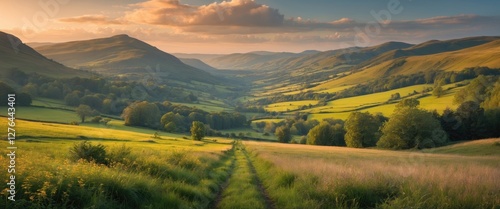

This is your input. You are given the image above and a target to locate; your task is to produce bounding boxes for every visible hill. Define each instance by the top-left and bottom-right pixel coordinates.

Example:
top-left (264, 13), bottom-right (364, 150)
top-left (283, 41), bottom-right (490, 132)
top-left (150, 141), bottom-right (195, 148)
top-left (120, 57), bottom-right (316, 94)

top-left (358, 36), bottom-right (500, 69)
top-left (35, 34), bottom-right (223, 84)
top-left (179, 58), bottom-right (219, 74)
top-left (246, 42), bottom-right (413, 93)
top-left (0, 31), bottom-right (90, 79)
top-left (314, 36), bottom-right (500, 90)
top-left (204, 51), bottom-right (303, 70)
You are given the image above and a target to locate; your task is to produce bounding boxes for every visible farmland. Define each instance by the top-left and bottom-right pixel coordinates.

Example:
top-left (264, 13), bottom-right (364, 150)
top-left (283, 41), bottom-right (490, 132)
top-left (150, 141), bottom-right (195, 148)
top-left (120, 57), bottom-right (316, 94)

top-left (2, 116), bottom-right (498, 208)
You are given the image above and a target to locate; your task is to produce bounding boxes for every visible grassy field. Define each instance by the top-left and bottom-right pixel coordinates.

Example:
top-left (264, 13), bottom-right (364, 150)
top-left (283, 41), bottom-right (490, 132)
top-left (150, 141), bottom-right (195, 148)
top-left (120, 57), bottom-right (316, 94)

top-left (266, 100), bottom-right (319, 112)
top-left (0, 117), bottom-right (235, 209)
top-left (1, 115), bottom-right (498, 208)
top-left (244, 140), bottom-right (500, 209)
top-left (0, 106), bottom-right (80, 124)
top-left (307, 84), bottom-right (463, 121)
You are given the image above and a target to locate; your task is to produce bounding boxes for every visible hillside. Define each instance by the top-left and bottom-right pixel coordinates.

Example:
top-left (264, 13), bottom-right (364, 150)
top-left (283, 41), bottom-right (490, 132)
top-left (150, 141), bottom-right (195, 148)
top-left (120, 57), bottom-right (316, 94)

top-left (204, 51), bottom-right (303, 70)
top-left (180, 58), bottom-right (219, 74)
top-left (246, 42), bottom-right (413, 92)
top-left (35, 35), bottom-right (223, 84)
top-left (0, 31), bottom-right (89, 79)
top-left (314, 37), bottom-right (500, 90)
top-left (359, 36), bottom-right (500, 69)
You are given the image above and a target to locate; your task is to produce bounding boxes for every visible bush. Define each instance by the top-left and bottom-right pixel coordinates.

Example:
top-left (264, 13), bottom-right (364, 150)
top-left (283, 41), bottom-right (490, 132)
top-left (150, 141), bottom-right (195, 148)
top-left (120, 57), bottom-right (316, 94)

top-left (69, 121), bottom-right (80, 125)
top-left (69, 141), bottom-right (108, 165)
top-left (90, 116), bottom-right (103, 123)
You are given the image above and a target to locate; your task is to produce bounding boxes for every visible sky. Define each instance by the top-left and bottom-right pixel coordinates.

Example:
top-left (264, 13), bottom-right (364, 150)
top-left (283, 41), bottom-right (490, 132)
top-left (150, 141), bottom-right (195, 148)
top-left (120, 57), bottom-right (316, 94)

top-left (1, 0), bottom-right (499, 54)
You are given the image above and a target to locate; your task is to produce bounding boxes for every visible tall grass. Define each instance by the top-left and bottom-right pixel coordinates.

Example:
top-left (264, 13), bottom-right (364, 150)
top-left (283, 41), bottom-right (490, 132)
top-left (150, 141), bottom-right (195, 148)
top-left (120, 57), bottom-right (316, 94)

top-left (0, 138), bottom-right (235, 208)
top-left (245, 141), bottom-right (500, 209)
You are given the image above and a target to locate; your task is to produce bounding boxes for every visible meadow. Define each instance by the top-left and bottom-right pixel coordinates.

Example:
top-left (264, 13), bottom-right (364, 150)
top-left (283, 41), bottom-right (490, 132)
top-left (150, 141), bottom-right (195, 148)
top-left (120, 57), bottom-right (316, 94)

top-left (0, 117), bottom-right (235, 209)
top-left (244, 139), bottom-right (500, 209)
top-left (1, 115), bottom-right (499, 208)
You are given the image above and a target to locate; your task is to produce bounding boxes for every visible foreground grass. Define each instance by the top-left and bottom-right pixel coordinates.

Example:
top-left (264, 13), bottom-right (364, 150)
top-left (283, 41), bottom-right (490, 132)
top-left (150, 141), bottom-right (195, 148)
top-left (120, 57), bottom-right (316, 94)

top-left (0, 117), bottom-right (235, 208)
top-left (245, 141), bottom-right (500, 209)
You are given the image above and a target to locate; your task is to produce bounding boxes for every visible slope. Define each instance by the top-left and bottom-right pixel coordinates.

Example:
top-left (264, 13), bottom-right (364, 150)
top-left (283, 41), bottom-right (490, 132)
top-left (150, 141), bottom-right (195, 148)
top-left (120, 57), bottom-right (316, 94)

top-left (205, 52), bottom-right (301, 70)
top-left (359, 36), bottom-right (500, 69)
top-left (314, 37), bottom-right (500, 90)
top-left (35, 34), bottom-right (222, 84)
top-left (0, 31), bottom-right (89, 78)
top-left (180, 58), bottom-right (219, 74)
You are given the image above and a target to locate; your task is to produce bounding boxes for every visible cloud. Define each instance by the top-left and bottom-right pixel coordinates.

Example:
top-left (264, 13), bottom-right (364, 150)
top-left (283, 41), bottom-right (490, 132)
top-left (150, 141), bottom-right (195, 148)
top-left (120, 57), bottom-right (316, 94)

top-left (59, 15), bottom-right (127, 25)
top-left (126, 0), bottom-right (284, 27)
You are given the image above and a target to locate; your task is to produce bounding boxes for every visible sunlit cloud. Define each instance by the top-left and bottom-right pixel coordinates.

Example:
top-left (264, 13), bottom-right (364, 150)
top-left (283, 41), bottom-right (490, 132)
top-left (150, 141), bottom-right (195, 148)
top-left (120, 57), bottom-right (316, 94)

top-left (58, 15), bottom-right (128, 25)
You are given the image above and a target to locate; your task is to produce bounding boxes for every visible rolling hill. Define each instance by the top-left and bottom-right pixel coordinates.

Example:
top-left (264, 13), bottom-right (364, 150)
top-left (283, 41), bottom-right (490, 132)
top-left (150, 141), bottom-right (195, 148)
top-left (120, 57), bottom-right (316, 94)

top-left (313, 37), bottom-right (500, 90)
top-left (358, 36), bottom-right (500, 69)
top-left (0, 31), bottom-right (90, 79)
top-left (179, 58), bottom-right (219, 74)
top-left (34, 34), bottom-right (223, 84)
top-left (204, 51), bottom-right (303, 70)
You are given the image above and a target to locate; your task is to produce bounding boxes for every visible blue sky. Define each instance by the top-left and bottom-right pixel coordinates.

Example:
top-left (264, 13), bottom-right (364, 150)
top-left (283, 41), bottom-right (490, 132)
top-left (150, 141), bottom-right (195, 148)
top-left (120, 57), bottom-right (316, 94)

top-left (1, 0), bottom-right (499, 53)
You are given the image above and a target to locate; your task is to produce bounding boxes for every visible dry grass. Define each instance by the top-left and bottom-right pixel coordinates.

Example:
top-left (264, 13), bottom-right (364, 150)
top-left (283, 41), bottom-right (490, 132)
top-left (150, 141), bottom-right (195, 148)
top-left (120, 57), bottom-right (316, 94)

top-left (245, 141), bottom-right (500, 208)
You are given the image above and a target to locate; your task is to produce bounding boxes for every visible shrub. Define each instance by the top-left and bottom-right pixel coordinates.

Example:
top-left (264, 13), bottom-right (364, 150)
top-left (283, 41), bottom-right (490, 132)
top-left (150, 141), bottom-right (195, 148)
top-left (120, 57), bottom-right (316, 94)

top-left (90, 116), bottom-right (103, 123)
top-left (69, 141), bottom-right (108, 165)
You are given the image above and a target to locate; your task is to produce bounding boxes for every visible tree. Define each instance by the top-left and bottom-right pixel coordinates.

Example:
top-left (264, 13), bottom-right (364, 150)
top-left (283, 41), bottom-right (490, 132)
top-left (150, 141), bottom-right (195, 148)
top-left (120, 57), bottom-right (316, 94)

top-left (164, 122), bottom-right (177, 133)
top-left (275, 125), bottom-right (292, 143)
top-left (389, 92), bottom-right (401, 101)
top-left (122, 101), bottom-right (160, 128)
top-left (0, 82), bottom-right (15, 106)
top-left (344, 112), bottom-right (382, 148)
top-left (307, 121), bottom-right (345, 146)
top-left (191, 121), bottom-right (205, 141)
top-left (482, 79), bottom-right (500, 109)
top-left (161, 112), bottom-right (185, 132)
top-left (76, 105), bottom-right (98, 123)
top-left (439, 108), bottom-right (462, 141)
top-left (17, 92), bottom-right (32, 106)
top-left (432, 79), bottom-right (445, 98)
top-left (81, 95), bottom-right (103, 110)
top-left (454, 75), bottom-right (491, 104)
top-left (64, 91), bottom-right (81, 106)
top-left (377, 107), bottom-right (447, 150)
top-left (396, 98), bottom-right (420, 109)
top-left (455, 101), bottom-right (487, 140)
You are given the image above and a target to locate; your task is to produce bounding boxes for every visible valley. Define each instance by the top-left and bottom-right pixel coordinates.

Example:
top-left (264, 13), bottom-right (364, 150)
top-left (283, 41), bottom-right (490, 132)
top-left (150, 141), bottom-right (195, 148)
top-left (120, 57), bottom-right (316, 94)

top-left (1, 31), bottom-right (499, 209)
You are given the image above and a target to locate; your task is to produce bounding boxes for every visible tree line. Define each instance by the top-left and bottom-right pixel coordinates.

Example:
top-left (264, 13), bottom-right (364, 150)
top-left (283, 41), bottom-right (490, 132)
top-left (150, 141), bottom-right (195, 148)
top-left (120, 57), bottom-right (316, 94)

top-left (121, 101), bottom-right (247, 132)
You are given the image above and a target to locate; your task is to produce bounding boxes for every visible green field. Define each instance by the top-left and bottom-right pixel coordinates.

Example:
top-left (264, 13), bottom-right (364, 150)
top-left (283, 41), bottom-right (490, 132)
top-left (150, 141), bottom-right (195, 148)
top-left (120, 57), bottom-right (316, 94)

top-left (0, 106), bottom-right (80, 123)
top-left (0, 117), bottom-right (235, 209)
top-left (266, 100), bottom-right (319, 112)
top-left (307, 84), bottom-right (463, 121)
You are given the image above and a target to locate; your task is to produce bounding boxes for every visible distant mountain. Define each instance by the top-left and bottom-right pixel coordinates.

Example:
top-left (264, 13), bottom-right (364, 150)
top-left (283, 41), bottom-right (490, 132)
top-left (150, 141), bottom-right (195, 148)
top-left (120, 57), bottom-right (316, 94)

top-left (204, 51), bottom-right (307, 70)
top-left (180, 58), bottom-right (219, 73)
top-left (173, 53), bottom-right (224, 62)
top-left (26, 42), bottom-right (55, 48)
top-left (0, 31), bottom-right (89, 79)
top-left (35, 35), bottom-right (222, 84)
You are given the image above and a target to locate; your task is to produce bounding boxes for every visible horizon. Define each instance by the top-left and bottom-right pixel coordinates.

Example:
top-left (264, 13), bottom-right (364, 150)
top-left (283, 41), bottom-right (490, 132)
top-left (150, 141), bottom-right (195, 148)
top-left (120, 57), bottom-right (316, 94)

top-left (1, 0), bottom-right (500, 53)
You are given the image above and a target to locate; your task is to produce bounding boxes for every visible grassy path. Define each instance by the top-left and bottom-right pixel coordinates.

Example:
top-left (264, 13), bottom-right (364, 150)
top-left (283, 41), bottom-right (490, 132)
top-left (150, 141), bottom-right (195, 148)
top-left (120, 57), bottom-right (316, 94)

top-left (215, 142), bottom-right (274, 209)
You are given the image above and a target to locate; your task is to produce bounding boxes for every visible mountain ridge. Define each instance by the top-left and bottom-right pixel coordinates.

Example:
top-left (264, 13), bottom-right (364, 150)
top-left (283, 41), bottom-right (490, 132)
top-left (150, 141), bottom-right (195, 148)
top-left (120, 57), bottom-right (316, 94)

top-left (35, 34), bottom-right (223, 84)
